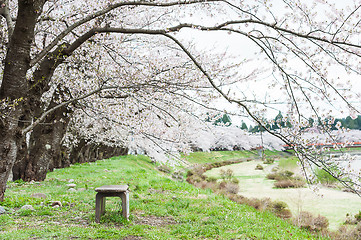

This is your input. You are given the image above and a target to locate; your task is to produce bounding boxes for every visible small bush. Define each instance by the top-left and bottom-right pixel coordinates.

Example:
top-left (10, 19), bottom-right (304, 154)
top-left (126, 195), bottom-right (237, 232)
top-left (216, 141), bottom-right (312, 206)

top-left (225, 182), bottom-right (239, 194)
top-left (274, 179), bottom-right (305, 188)
top-left (220, 169), bottom-right (234, 180)
top-left (294, 211), bottom-right (329, 232)
top-left (218, 180), bottom-right (227, 190)
top-left (271, 166), bottom-right (280, 172)
top-left (272, 201), bottom-right (288, 211)
top-left (206, 176), bottom-right (218, 182)
top-left (263, 158), bottom-right (275, 164)
top-left (267, 170), bottom-right (294, 181)
top-left (231, 178), bottom-right (239, 184)
top-left (268, 201), bottom-right (292, 219)
top-left (355, 211), bottom-right (361, 222)
top-left (266, 169), bottom-right (304, 188)
top-left (335, 223), bottom-right (361, 240)
top-left (276, 170), bottom-right (294, 180)
top-left (266, 173), bottom-right (277, 180)
top-left (255, 164), bottom-right (264, 170)
top-left (189, 175), bottom-right (203, 184)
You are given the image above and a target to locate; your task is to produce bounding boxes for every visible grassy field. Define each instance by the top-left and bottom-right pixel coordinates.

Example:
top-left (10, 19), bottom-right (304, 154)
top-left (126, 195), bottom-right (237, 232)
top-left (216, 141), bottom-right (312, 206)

top-left (205, 157), bottom-right (361, 231)
top-left (182, 149), bottom-right (282, 164)
top-left (0, 154), bottom-right (325, 239)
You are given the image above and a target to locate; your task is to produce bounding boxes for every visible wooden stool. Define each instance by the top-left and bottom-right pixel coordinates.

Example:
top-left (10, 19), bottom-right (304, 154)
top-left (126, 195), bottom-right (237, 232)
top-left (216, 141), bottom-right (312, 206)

top-left (95, 185), bottom-right (129, 223)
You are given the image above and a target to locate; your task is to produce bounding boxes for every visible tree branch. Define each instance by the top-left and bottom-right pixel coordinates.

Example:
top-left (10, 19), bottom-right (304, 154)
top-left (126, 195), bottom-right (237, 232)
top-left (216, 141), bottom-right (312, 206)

top-left (21, 86), bottom-right (119, 134)
top-left (0, 0), bottom-right (14, 39)
top-left (30, 0), bottom-right (221, 66)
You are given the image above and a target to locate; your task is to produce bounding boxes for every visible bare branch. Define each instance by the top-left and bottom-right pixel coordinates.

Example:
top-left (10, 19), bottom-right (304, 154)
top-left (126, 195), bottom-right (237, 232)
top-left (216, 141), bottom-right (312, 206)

top-left (21, 86), bottom-right (120, 134)
top-left (30, 0), bottom-right (221, 66)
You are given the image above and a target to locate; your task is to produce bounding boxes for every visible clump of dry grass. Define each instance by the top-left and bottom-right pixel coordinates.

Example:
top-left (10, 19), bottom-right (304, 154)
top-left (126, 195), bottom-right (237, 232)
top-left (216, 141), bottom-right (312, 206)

top-left (266, 170), bottom-right (305, 188)
top-left (268, 201), bottom-right (293, 219)
top-left (274, 179), bottom-right (305, 188)
top-left (332, 222), bottom-right (361, 240)
top-left (293, 211), bottom-right (329, 232)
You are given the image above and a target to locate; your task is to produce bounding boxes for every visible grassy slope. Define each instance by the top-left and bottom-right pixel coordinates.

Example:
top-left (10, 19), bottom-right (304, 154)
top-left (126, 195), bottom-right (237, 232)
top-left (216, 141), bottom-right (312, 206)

top-left (0, 154), bottom-right (325, 239)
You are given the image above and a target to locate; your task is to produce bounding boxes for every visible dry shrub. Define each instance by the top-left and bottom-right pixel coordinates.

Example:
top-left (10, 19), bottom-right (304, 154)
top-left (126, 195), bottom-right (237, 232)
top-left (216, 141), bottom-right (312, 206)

top-left (293, 211), bottom-right (329, 232)
top-left (200, 181), bottom-right (215, 189)
top-left (208, 182), bottom-right (219, 192)
top-left (192, 167), bottom-right (206, 176)
top-left (206, 176), bottom-right (218, 182)
top-left (266, 173), bottom-right (277, 180)
top-left (227, 194), bottom-right (245, 204)
top-left (249, 197), bottom-right (271, 210)
top-left (276, 170), bottom-right (294, 180)
top-left (193, 181), bottom-right (203, 189)
top-left (220, 168), bottom-right (234, 180)
top-left (274, 179), bottom-right (305, 188)
top-left (225, 182), bottom-right (239, 194)
top-left (267, 201), bottom-right (292, 219)
top-left (210, 162), bottom-right (222, 168)
top-left (218, 180), bottom-right (227, 190)
top-left (255, 164), bottom-right (264, 170)
top-left (331, 222), bottom-right (361, 240)
top-left (247, 198), bottom-right (262, 209)
top-left (190, 176), bottom-right (203, 184)
top-left (263, 158), bottom-right (275, 164)
top-left (345, 212), bottom-right (358, 225)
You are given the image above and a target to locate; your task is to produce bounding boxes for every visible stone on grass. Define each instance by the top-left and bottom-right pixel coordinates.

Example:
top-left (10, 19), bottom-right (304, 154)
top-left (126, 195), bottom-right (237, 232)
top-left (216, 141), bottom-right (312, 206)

top-left (21, 205), bottom-right (34, 210)
top-left (68, 179), bottom-right (74, 183)
top-left (0, 206), bottom-right (5, 214)
top-left (31, 193), bottom-right (47, 199)
top-left (68, 188), bottom-right (76, 192)
top-left (51, 201), bottom-right (62, 207)
top-left (66, 183), bottom-right (76, 188)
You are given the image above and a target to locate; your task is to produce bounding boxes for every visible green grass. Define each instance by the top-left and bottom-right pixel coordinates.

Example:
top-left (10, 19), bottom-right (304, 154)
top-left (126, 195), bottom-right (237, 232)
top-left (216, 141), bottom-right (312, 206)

top-left (183, 149), bottom-right (281, 164)
top-left (0, 154), bottom-right (326, 239)
top-left (278, 157), bottom-right (299, 170)
top-left (204, 156), bottom-right (361, 231)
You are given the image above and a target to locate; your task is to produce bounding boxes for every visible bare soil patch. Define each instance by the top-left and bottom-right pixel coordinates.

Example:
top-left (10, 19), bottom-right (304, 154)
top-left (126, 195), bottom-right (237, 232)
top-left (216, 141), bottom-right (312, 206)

top-left (133, 215), bottom-right (177, 227)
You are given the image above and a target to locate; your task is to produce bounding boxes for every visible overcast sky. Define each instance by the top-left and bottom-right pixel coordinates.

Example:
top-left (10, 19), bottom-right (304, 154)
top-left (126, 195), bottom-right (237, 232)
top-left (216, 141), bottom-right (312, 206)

top-left (176, 0), bottom-right (361, 126)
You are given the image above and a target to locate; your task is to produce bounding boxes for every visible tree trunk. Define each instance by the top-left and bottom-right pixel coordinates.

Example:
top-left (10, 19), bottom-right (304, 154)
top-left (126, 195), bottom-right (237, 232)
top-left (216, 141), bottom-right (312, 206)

top-left (0, 0), bottom-right (45, 201)
top-left (11, 135), bottom-right (28, 181)
top-left (20, 85), bottom-right (72, 181)
top-left (0, 108), bottom-right (22, 200)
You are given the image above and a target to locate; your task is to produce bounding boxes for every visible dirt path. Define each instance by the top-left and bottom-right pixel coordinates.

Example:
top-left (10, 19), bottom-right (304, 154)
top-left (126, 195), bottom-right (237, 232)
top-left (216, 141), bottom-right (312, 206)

top-left (205, 160), bottom-right (361, 230)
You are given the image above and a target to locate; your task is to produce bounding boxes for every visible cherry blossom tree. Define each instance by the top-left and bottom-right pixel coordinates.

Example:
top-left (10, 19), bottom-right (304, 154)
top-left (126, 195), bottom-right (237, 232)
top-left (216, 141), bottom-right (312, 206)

top-left (1, 0), bottom-right (361, 201)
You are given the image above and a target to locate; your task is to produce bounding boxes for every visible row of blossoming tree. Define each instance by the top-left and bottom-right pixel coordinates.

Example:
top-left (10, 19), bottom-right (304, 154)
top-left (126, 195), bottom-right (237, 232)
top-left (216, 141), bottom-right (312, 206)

top-left (0, 0), bottom-right (360, 200)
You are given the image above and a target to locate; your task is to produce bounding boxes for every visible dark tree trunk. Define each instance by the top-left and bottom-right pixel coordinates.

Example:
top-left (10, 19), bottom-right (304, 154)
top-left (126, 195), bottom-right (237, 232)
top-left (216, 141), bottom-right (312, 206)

top-left (67, 139), bottom-right (128, 165)
top-left (0, 108), bottom-right (23, 200)
top-left (11, 135), bottom-right (28, 181)
top-left (0, 0), bottom-right (45, 201)
top-left (19, 85), bottom-right (72, 181)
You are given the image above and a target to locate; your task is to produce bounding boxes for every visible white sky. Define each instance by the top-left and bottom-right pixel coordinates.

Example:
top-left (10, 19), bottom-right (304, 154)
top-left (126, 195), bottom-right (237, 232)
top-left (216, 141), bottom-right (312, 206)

top-left (176, 0), bottom-right (361, 126)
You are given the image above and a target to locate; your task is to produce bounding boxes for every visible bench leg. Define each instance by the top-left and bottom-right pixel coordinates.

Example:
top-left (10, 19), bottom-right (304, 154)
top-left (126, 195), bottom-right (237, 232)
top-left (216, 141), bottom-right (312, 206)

top-left (120, 191), bottom-right (129, 220)
top-left (95, 193), bottom-right (103, 223)
top-left (101, 196), bottom-right (106, 215)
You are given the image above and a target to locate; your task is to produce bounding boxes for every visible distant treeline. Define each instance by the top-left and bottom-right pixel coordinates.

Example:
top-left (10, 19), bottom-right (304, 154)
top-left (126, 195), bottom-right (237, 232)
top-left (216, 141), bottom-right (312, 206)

top-left (211, 112), bottom-right (361, 133)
